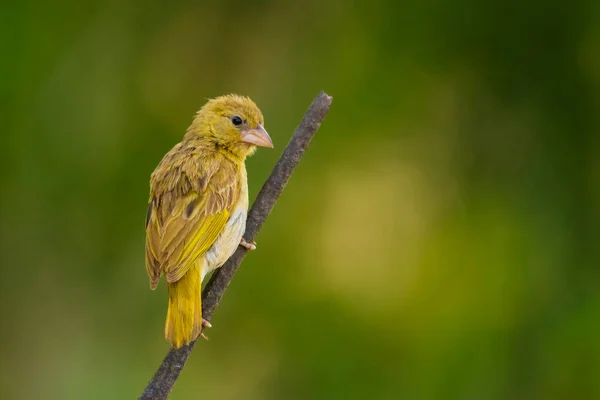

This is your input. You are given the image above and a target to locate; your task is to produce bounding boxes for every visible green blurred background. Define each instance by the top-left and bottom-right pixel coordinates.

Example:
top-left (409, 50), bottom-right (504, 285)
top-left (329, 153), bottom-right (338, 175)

top-left (2, 0), bottom-right (600, 399)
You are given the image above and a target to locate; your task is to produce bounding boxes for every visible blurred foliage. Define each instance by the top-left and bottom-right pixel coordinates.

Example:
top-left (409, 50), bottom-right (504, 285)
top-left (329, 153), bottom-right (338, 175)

top-left (2, 0), bottom-right (600, 399)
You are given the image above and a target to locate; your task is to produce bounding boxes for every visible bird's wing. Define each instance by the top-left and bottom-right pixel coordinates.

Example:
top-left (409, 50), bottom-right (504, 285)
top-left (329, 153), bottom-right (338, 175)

top-left (145, 157), bottom-right (240, 289)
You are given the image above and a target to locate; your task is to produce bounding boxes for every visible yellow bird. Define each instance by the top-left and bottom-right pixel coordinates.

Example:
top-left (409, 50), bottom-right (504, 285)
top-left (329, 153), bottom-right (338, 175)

top-left (145, 95), bottom-right (273, 348)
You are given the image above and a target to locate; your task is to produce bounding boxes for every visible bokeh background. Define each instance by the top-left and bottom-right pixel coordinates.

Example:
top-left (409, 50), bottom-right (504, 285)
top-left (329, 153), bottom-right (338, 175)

top-left (2, 0), bottom-right (600, 399)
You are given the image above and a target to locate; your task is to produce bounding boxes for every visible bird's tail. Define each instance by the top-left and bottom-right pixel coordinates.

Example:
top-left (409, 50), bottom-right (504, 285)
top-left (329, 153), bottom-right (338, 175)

top-left (165, 265), bottom-right (203, 348)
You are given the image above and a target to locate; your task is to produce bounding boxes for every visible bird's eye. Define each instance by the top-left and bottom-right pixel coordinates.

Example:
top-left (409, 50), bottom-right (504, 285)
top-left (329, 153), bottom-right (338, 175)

top-left (232, 116), bottom-right (243, 126)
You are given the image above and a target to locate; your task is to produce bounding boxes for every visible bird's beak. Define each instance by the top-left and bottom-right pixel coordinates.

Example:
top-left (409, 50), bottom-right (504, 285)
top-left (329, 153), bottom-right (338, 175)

top-left (241, 124), bottom-right (274, 148)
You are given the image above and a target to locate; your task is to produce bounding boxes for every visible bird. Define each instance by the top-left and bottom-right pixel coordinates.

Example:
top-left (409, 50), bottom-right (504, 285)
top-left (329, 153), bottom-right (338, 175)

top-left (145, 94), bottom-right (273, 348)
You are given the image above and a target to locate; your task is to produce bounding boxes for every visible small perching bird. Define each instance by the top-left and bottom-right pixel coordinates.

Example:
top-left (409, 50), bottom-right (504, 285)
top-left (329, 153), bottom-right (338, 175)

top-left (145, 95), bottom-right (273, 348)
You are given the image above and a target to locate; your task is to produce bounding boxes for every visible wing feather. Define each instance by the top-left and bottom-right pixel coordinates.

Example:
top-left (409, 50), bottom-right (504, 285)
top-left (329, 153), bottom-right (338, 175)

top-left (145, 153), bottom-right (240, 288)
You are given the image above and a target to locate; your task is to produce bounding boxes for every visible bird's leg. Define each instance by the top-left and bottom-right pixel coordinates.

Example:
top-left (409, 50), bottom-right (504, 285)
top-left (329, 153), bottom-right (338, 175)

top-left (240, 237), bottom-right (257, 250)
top-left (201, 319), bottom-right (212, 340)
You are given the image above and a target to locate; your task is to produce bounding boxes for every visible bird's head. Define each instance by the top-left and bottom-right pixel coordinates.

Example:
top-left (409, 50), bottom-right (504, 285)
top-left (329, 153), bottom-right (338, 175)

top-left (186, 94), bottom-right (273, 159)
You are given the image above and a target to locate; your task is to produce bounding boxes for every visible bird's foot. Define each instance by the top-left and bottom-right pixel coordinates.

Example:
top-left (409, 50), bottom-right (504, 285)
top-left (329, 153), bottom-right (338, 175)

top-left (240, 237), bottom-right (257, 250)
top-left (201, 319), bottom-right (212, 340)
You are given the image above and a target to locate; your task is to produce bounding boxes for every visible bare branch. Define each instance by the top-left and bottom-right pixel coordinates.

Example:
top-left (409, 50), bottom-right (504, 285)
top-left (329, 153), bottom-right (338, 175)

top-left (140, 92), bottom-right (333, 400)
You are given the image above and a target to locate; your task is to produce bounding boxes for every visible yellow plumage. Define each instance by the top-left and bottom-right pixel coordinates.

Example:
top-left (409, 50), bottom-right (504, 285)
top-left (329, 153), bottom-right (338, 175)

top-left (165, 261), bottom-right (203, 348)
top-left (145, 95), bottom-right (273, 348)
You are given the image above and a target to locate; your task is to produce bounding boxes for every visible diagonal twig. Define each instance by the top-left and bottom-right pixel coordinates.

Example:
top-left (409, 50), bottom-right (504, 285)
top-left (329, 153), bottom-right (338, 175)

top-left (140, 91), bottom-right (333, 400)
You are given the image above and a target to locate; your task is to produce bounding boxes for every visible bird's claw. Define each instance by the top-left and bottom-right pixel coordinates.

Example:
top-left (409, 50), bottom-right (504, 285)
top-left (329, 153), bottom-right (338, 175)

top-left (201, 318), bottom-right (212, 340)
top-left (240, 238), bottom-right (257, 250)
